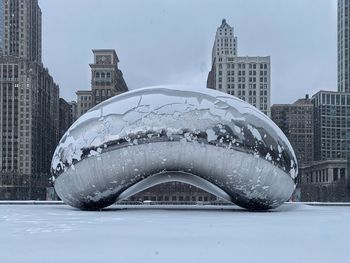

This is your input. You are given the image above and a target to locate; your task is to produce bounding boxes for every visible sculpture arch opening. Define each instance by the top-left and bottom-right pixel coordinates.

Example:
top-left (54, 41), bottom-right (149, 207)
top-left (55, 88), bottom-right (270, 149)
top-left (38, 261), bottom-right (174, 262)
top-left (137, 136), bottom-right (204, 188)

top-left (117, 171), bottom-right (232, 203)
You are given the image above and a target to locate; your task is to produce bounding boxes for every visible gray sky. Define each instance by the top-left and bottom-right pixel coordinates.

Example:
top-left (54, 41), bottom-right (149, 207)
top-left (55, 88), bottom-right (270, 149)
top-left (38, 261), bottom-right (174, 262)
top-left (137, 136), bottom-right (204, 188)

top-left (39, 0), bottom-right (337, 104)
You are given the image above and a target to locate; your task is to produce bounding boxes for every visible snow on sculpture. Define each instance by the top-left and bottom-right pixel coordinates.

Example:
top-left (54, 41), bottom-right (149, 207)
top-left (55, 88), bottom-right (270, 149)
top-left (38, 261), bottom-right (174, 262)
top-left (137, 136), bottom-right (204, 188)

top-left (51, 86), bottom-right (298, 210)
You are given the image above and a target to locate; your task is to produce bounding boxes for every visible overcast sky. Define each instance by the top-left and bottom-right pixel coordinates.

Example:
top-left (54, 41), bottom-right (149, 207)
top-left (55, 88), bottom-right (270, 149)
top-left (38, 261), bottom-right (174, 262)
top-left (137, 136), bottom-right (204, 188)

top-left (39, 0), bottom-right (337, 104)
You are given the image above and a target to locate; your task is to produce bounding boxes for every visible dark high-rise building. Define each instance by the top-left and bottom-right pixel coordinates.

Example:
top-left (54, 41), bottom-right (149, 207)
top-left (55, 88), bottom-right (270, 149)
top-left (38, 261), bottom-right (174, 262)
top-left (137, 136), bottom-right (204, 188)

top-left (69, 101), bottom-right (78, 122)
top-left (59, 98), bottom-right (73, 140)
top-left (338, 0), bottom-right (350, 92)
top-left (271, 95), bottom-right (314, 166)
top-left (0, 56), bottom-right (59, 199)
top-left (2, 0), bottom-right (42, 63)
top-left (0, 0), bottom-right (59, 199)
top-left (0, 0), bottom-right (4, 53)
top-left (90, 49), bottom-right (128, 106)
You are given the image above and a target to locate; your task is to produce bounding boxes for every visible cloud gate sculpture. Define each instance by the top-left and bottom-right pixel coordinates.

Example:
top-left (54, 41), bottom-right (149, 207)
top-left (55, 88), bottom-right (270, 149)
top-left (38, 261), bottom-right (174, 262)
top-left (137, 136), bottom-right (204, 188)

top-left (51, 86), bottom-right (297, 211)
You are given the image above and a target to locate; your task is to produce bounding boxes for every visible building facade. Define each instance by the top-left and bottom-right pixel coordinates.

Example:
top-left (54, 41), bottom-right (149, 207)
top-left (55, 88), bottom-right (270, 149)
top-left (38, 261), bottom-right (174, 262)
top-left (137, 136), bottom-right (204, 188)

top-left (0, 56), bottom-right (59, 199)
top-left (75, 49), bottom-right (128, 119)
top-left (69, 101), bottom-right (78, 122)
top-left (271, 95), bottom-right (314, 166)
top-left (338, 0), bottom-right (350, 92)
top-left (296, 91), bottom-right (350, 202)
top-left (90, 49), bottom-right (128, 106)
top-left (0, 0), bottom-right (59, 200)
top-left (299, 160), bottom-right (350, 202)
top-left (312, 91), bottom-right (350, 161)
top-left (59, 98), bottom-right (73, 140)
top-left (297, 2), bottom-right (350, 202)
top-left (207, 19), bottom-right (271, 116)
top-left (2, 0), bottom-right (42, 63)
top-left (76, 90), bottom-right (92, 118)
top-left (0, 0), bottom-right (3, 53)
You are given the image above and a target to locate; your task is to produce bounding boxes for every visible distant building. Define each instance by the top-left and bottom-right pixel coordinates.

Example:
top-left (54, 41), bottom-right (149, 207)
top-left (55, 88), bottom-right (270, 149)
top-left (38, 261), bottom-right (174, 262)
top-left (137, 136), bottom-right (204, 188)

top-left (75, 49), bottom-right (128, 118)
top-left (59, 98), bottom-right (73, 140)
top-left (0, 56), bottom-right (59, 199)
top-left (271, 95), bottom-right (314, 166)
top-left (0, 0), bottom-right (59, 200)
top-left (312, 91), bottom-right (350, 161)
top-left (207, 19), bottom-right (271, 116)
top-left (69, 101), bottom-right (78, 122)
top-left (90, 49), bottom-right (128, 106)
top-left (338, 0), bottom-right (350, 92)
top-left (2, 0), bottom-right (42, 63)
top-left (0, 0), bottom-right (4, 53)
top-left (298, 1), bottom-right (350, 202)
top-left (297, 91), bottom-right (350, 202)
top-left (76, 90), bottom-right (92, 117)
top-left (299, 160), bottom-right (350, 202)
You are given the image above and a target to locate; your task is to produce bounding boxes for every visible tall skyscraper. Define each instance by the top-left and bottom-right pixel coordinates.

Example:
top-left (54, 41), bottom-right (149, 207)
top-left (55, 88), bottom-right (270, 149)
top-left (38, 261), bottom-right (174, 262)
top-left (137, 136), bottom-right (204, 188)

top-left (211, 18), bottom-right (237, 61)
top-left (90, 49), bottom-right (128, 106)
top-left (0, 0), bottom-right (59, 199)
top-left (2, 0), bottom-right (42, 62)
top-left (0, 0), bottom-right (4, 53)
top-left (338, 0), bottom-right (350, 92)
top-left (207, 19), bottom-right (271, 116)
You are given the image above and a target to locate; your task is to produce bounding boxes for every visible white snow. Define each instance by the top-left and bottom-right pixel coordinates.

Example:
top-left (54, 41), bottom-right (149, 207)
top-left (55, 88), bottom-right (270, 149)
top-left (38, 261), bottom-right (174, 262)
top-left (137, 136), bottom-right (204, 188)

top-left (0, 203), bottom-right (349, 263)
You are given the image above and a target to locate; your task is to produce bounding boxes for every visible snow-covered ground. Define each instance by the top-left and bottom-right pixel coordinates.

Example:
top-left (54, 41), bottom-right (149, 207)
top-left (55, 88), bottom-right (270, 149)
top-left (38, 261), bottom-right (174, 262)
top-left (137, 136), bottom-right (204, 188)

top-left (0, 203), bottom-right (349, 263)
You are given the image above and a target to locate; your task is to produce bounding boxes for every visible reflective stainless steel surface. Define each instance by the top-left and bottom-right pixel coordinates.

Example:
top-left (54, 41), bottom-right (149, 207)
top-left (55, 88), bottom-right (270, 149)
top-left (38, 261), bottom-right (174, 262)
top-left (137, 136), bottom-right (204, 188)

top-left (52, 86), bottom-right (297, 210)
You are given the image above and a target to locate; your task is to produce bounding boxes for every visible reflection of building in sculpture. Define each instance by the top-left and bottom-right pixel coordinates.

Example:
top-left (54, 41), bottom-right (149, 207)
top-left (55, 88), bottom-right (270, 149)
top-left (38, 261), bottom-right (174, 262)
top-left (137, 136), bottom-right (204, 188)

top-left (207, 19), bottom-right (271, 116)
top-left (271, 95), bottom-right (314, 167)
top-left (128, 182), bottom-right (218, 203)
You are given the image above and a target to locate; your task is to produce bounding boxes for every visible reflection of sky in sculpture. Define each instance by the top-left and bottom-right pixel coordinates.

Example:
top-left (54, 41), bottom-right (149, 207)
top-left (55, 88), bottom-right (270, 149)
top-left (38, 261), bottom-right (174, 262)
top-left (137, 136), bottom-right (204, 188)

top-left (52, 86), bottom-right (297, 179)
top-left (52, 86), bottom-right (297, 210)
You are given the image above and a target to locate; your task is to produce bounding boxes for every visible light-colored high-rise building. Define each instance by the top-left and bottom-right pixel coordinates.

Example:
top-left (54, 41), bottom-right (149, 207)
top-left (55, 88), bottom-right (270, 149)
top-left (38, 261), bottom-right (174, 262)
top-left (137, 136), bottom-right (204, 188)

top-left (207, 19), bottom-right (271, 116)
top-left (76, 90), bottom-right (92, 117)
top-left (0, 0), bottom-right (59, 200)
top-left (338, 0), bottom-right (350, 92)
top-left (2, 0), bottom-right (42, 63)
top-left (211, 19), bottom-right (237, 61)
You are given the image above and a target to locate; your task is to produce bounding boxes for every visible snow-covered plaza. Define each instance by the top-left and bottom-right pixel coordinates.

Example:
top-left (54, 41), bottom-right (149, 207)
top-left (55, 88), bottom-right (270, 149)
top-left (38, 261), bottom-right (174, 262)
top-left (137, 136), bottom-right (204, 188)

top-left (0, 203), bottom-right (349, 263)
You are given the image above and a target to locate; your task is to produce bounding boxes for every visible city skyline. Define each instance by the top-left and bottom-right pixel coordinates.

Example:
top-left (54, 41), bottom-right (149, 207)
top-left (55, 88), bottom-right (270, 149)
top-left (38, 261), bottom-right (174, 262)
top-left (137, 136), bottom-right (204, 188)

top-left (39, 0), bottom-right (337, 104)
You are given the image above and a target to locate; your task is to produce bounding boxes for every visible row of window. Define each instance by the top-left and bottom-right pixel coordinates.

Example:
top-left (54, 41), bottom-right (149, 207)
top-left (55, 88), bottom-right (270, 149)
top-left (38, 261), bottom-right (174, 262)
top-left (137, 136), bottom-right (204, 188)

top-left (304, 167), bottom-right (346, 184)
